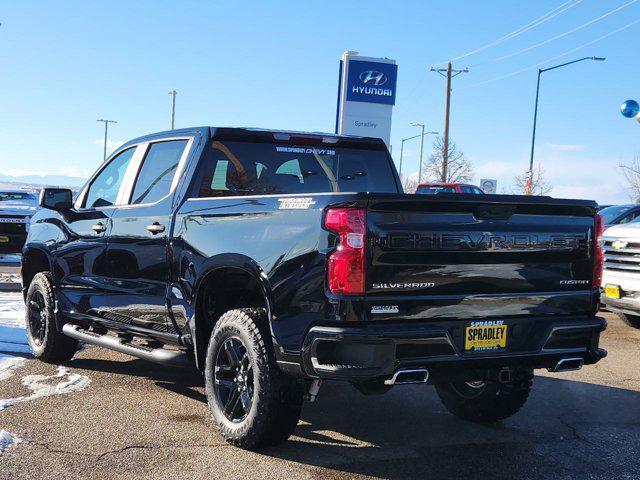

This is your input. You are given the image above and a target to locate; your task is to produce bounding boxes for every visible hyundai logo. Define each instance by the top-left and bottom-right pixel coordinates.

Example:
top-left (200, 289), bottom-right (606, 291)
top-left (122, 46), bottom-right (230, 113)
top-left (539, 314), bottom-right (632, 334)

top-left (360, 70), bottom-right (387, 86)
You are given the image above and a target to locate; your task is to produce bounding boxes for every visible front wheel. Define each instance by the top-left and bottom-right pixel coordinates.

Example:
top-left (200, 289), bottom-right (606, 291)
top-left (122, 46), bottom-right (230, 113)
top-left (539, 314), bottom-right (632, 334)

top-left (435, 369), bottom-right (533, 423)
top-left (25, 272), bottom-right (79, 363)
top-left (204, 308), bottom-right (303, 449)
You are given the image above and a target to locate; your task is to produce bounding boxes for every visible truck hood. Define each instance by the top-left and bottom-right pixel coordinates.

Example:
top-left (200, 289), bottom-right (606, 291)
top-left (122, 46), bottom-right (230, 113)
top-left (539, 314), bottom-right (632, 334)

top-left (603, 222), bottom-right (640, 239)
top-left (0, 203), bottom-right (37, 217)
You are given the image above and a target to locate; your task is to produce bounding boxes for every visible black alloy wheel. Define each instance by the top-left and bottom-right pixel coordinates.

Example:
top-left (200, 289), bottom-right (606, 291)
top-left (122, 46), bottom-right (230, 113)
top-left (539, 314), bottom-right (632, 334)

top-left (214, 337), bottom-right (254, 423)
top-left (27, 290), bottom-right (47, 346)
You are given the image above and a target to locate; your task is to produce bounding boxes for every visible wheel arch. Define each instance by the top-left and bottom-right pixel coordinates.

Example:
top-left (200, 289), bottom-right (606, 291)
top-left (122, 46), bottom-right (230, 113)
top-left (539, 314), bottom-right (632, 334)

top-left (191, 254), bottom-right (275, 370)
top-left (21, 246), bottom-right (54, 300)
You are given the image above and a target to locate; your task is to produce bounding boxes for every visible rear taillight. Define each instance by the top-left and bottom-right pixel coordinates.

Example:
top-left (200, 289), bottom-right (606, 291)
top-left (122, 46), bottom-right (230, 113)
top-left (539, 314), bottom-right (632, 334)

top-left (324, 208), bottom-right (366, 295)
top-left (593, 214), bottom-right (605, 289)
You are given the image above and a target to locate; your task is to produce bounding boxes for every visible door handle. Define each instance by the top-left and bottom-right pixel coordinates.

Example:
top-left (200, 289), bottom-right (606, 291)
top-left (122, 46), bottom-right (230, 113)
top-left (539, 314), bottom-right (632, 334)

top-left (92, 222), bottom-right (106, 233)
top-left (146, 222), bottom-right (165, 234)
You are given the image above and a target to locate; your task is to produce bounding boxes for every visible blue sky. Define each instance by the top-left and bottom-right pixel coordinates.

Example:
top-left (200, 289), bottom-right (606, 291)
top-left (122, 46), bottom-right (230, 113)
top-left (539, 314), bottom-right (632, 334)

top-left (1, 0), bottom-right (639, 203)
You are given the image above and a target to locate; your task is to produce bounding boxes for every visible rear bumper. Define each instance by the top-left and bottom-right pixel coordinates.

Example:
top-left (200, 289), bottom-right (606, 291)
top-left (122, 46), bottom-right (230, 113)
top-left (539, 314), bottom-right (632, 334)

top-left (299, 316), bottom-right (607, 381)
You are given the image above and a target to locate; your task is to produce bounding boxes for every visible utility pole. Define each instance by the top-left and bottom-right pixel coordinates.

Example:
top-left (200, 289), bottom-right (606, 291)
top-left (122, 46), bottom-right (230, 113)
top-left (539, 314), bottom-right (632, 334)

top-left (431, 62), bottom-right (468, 182)
top-left (169, 90), bottom-right (177, 130)
top-left (96, 119), bottom-right (117, 162)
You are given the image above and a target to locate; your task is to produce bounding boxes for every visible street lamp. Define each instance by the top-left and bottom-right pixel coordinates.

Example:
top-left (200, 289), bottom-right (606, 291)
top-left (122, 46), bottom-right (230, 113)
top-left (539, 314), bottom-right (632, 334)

top-left (410, 123), bottom-right (426, 183)
top-left (399, 130), bottom-right (438, 177)
top-left (526, 56), bottom-right (605, 194)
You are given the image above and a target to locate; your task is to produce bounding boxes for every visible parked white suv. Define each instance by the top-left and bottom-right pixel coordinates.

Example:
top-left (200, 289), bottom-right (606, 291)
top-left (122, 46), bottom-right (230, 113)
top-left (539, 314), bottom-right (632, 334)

top-left (601, 221), bottom-right (640, 328)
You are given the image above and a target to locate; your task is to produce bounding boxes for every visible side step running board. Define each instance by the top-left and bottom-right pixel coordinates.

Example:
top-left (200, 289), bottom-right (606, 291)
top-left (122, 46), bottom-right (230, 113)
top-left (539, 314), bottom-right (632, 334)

top-left (62, 324), bottom-right (188, 366)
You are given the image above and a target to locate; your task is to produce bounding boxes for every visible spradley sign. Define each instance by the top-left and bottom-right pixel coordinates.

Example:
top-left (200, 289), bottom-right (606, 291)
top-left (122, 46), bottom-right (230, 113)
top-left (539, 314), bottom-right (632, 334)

top-left (336, 51), bottom-right (397, 146)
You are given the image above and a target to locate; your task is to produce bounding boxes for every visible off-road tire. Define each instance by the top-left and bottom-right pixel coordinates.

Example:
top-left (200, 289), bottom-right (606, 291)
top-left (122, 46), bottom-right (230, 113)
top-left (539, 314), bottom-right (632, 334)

top-left (25, 272), bottom-right (79, 363)
top-left (204, 308), bottom-right (303, 449)
top-left (435, 369), bottom-right (534, 423)
top-left (616, 312), bottom-right (640, 329)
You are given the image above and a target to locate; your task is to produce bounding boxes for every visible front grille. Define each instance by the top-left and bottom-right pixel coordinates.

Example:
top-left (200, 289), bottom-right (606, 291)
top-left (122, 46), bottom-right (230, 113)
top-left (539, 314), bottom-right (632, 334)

top-left (603, 239), bottom-right (640, 273)
top-left (0, 221), bottom-right (27, 234)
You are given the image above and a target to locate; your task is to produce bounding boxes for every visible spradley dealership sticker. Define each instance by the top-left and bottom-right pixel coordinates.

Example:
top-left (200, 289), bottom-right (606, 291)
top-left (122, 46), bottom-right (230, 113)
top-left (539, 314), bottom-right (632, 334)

top-left (278, 197), bottom-right (316, 210)
top-left (275, 146), bottom-right (335, 156)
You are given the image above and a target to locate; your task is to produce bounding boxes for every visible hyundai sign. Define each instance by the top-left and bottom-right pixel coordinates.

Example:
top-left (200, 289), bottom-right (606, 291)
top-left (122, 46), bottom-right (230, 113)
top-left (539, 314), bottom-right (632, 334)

top-left (346, 60), bottom-right (397, 105)
top-left (336, 51), bottom-right (397, 146)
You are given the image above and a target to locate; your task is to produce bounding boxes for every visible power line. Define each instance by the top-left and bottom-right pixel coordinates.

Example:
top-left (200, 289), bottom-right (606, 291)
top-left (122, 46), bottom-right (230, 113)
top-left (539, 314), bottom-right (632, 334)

top-left (475, 0), bottom-right (639, 66)
top-left (435, 0), bottom-right (583, 66)
top-left (460, 18), bottom-right (640, 90)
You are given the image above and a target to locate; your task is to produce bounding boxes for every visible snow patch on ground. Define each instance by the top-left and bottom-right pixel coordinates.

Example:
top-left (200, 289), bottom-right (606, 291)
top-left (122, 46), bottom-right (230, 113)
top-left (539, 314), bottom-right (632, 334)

top-left (0, 430), bottom-right (21, 453)
top-left (0, 366), bottom-right (90, 411)
top-left (0, 292), bottom-right (24, 329)
top-left (0, 356), bottom-right (26, 381)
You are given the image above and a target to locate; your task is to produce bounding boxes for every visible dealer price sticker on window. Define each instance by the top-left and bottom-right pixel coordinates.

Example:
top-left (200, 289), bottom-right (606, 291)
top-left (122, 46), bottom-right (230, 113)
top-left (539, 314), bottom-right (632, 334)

top-left (465, 320), bottom-right (508, 352)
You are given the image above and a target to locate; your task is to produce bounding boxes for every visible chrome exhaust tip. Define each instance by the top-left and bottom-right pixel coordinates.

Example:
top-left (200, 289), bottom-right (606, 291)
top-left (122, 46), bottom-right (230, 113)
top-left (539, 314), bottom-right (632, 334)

top-left (384, 368), bottom-right (429, 386)
top-left (548, 357), bottom-right (584, 373)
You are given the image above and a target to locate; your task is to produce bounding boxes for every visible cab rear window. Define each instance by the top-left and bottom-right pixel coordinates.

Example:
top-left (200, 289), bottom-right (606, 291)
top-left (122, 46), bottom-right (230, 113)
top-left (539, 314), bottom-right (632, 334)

top-left (194, 140), bottom-right (398, 197)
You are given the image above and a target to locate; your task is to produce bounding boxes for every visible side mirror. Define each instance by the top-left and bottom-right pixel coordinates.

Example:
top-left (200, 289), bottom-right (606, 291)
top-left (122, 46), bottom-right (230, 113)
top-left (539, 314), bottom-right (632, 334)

top-left (39, 188), bottom-right (73, 211)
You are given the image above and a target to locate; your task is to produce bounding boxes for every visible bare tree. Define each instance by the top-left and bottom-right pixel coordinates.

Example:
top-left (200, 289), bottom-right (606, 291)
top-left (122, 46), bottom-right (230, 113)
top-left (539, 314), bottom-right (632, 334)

top-left (421, 136), bottom-right (473, 183)
top-left (619, 153), bottom-right (640, 202)
top-left (513, 165), bottom-right (552, 195)
top-left (399, 173), bottom-right (418, 193)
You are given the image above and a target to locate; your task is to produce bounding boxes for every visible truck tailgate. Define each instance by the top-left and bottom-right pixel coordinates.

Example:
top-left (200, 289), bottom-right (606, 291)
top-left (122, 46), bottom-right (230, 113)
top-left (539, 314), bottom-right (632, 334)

top-left (366, 194), bottom-right (598, 320)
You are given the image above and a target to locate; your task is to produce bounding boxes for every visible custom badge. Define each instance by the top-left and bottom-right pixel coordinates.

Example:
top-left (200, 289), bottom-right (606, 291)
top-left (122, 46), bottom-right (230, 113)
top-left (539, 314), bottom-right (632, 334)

top-left (278, 197), bottom-right (316, 210)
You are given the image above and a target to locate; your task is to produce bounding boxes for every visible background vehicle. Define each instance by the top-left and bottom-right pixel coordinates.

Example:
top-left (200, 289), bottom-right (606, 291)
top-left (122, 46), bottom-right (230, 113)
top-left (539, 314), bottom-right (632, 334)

top-left (598, 204), bottom-right (640, 227)
top-left (416, 182), bottom-right (485, 194)
top-left (0, 190), bottom-right (38, 254)
top-left (23, 127), bottom-right (606, 450)
top-left (601, 221), bottom-right (640, 329)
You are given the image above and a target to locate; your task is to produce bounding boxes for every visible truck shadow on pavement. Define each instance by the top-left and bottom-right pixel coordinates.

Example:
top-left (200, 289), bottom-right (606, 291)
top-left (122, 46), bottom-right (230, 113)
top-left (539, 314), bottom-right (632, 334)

top-left (271, 376), bottom-right (640, 479)
top-left (67, 356), bottom-right (640, 480)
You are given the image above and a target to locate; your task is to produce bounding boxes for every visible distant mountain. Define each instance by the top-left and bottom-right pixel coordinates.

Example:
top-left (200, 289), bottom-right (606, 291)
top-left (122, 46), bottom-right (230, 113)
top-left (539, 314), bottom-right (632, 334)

top-left (0, 174), bottom-right (87, 188)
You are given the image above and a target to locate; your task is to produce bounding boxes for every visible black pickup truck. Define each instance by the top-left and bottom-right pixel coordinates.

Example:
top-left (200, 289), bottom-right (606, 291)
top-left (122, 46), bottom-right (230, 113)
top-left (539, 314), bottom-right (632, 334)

top-left (23, 127), bottom-right (607, 449)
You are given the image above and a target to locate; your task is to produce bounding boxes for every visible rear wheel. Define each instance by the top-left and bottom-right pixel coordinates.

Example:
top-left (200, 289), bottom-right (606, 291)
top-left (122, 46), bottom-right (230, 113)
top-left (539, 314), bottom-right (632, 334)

top-left (435, 369), bottom-right (533, 423)
top-left (25, 272), bottom-right (79, 363)
top-left (616, 312), bottom-right (640, 329)
top-left (204, 308), bottom-right (303, 449)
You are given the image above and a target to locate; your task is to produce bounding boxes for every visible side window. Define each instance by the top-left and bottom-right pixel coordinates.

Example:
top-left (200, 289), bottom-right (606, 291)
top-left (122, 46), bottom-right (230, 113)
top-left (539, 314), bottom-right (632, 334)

top-left (130, 140), bottom-right (188, 205)
top-left (472, 187), bottom-right (485, 194)
top-left (619, 211), bottom-right (640, 224)
top-left (197, 142), bottom-right (250, 197)
top-left (83, 147), bottom-right (136, 208)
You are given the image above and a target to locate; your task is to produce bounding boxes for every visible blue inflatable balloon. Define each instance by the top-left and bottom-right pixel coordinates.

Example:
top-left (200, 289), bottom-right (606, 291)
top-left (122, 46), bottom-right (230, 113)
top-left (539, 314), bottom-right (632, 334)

top-left (621, 99), bottom-right (639, 118)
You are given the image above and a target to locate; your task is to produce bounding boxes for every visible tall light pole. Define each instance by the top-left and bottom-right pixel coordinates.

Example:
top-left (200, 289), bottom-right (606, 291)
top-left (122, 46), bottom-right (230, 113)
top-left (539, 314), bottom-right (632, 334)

top-left (411, 123), bottom-right (425, 183)
top-left (526, 56), bottom-right (605, 194)
top-left (399, 131), bottom-right (438, 177)
top-left (169, 90), bottom-right (177, 130)
top-left (96, 119), bottom-right (117, 162)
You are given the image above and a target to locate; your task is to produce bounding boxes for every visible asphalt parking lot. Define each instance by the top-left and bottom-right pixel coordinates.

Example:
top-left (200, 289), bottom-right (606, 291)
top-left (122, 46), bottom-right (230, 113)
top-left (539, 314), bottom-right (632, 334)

top-left (0, 294), bottom-right (639, 480)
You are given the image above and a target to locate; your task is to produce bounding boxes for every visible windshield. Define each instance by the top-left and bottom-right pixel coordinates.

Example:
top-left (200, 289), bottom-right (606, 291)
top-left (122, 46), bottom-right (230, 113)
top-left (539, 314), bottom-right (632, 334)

top-left (599, 205), bottom-right (634, 224)
top-left (415, 185), bottom-right (456, 195)
top-left (196, 141), bottom-right (399, 197)
top-left (0, 192), bottom-right (36, 202)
